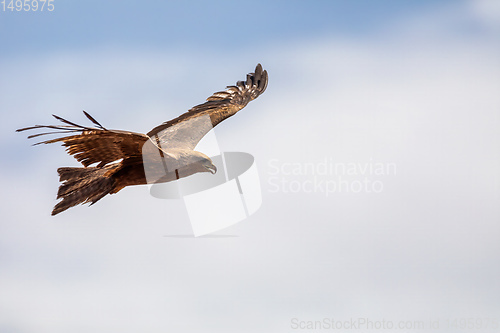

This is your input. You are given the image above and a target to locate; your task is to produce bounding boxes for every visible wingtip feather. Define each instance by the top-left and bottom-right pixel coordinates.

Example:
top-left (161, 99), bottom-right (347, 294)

top-left (83, 110), bottom-right (106, 130)
top-left (254, 64), bottom-right (262, 81)
top-left (260, 70), bottom-right (268, 93)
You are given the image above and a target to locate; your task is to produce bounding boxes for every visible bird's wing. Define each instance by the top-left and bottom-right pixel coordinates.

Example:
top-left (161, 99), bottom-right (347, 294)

top-left (17, 111), bottom-right (149, 167)
top-left (147, 63), bottom-right (268, 150)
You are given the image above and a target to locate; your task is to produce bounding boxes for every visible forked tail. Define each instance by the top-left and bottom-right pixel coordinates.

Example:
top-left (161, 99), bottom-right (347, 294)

top-left (53, 165), bottom-right (118, 215)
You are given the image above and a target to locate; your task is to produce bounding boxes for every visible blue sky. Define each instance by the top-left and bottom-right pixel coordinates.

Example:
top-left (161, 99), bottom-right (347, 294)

top-left (1, 1), bottom-right (500, 332)
top-left (1, 0), bottom-right (464, 56)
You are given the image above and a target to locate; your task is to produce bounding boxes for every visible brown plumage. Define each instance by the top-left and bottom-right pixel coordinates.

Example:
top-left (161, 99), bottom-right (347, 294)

top-left (17, 64), bottom-right (268, 215)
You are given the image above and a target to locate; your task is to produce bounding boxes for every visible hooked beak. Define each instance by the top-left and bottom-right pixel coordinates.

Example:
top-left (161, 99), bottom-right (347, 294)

top-left (206, 164), bottom-right (217, 174)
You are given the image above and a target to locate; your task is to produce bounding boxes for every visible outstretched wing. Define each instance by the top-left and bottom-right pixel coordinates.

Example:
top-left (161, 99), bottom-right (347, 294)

top-left (17, 111), bottom-right (148, 167)
top-left (147, 63), bottom-right (268, 150)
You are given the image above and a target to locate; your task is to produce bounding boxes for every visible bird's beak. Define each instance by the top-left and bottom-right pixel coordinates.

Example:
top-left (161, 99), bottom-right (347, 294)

top-left (207, 164), bottom-right (217, 174)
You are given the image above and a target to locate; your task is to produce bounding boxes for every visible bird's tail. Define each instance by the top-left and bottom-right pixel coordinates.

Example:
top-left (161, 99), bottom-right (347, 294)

top-left (52, 165), bottom-right (118, 215)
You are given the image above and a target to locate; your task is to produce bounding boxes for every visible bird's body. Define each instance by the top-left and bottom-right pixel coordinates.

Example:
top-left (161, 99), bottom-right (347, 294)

top-left (17, 64), bottom-right (268, 215)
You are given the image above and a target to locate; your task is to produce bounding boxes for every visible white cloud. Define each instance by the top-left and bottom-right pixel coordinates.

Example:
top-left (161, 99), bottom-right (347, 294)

top-left (1, 1), bottom-right (500, 332)
top-left (470, 0), bottom-right (500, 29)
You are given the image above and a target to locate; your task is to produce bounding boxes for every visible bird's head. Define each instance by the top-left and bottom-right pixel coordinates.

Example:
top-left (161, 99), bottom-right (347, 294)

top-left (184, 151), bottom-right (217, 175)
top-left (199, 157), bottom-right (217, 174)
top-left (162, 149), bottom-right (217, 177)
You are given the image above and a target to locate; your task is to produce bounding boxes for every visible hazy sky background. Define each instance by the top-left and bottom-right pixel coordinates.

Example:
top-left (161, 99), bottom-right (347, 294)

top-left (1, 1), bottom-right (500, 332)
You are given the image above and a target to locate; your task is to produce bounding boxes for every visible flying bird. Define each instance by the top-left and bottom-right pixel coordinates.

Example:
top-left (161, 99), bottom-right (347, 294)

top-left (17, 64), bottom-right (268, 215)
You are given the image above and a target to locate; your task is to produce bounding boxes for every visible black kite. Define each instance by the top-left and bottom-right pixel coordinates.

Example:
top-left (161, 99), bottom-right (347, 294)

top-left (17, 64), bottom-right (268, 215)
